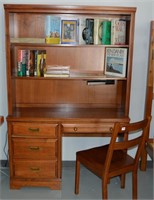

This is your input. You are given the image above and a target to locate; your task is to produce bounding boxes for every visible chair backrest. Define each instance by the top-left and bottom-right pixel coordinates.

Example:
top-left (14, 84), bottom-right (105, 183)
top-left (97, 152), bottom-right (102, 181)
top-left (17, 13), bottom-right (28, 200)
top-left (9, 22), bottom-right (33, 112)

top-left (103, 116), bottom-right (151, 176)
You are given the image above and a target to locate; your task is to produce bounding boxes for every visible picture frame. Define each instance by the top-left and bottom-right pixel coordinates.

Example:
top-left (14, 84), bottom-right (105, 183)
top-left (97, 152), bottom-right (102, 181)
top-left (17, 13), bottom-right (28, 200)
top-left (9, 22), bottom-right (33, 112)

top-left (104, 47), bottom-right (128, 77)
top-left (61, 19), bottom-right (78, 44)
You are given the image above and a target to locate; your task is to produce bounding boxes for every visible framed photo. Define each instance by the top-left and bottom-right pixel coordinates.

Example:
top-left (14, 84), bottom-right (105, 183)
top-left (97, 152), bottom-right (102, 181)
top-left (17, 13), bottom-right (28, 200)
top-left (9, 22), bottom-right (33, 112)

top-left (104, 48), bottom-right (128, 77)
top-left (61, 19), bottom-right (78, 44)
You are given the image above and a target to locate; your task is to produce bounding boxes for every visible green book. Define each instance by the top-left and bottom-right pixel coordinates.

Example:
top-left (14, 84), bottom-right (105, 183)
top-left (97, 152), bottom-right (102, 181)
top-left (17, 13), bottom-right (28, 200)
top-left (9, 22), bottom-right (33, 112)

top-left (102, 21), bottom-right (111, 45)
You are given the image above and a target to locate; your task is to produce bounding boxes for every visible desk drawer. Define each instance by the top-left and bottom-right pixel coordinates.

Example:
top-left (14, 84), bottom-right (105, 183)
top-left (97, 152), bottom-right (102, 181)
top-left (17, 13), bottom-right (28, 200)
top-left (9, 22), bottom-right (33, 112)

top-left (11, 122), bottom-right (58, 138)
top-left (62, 123), bottom-right (114, 134)
top-left (12, 138), bottom-right (57, 160)
top-left (13, 160), bottom-right (57, 178)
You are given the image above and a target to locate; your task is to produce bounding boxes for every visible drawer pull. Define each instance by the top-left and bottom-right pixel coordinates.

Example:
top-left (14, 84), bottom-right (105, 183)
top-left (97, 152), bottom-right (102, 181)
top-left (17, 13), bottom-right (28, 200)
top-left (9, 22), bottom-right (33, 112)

top-left (74, 127), bottom-right (78, 132)
top-left (28, 128), bottom-right (39, 132)
top-left (29, 146), bottom-right (40, 151)
top-left (30, 167), bottom-right (40, 171)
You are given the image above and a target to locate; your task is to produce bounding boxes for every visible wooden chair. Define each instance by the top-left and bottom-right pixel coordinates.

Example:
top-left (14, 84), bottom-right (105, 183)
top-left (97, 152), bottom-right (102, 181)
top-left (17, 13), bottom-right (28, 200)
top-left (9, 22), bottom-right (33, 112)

top-left (75, 117), bottom-right (151, 200)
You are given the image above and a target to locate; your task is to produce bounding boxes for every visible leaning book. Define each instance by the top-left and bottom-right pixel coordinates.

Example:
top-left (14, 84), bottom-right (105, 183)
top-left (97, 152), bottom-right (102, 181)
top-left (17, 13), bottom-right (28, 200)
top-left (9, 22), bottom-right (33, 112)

top-left (111, 19), bottom-right (126, 45)
top-left (104, 48), bottom-right (127, 77)
top-left (45, 15), bottom-right (61, 44)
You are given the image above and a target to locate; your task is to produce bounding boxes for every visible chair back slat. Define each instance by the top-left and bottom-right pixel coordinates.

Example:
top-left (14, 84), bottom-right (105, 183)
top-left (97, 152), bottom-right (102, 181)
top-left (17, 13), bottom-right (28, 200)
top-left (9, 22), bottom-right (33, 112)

top-left (103, 116), bottom-right (151, 177)
top-left (114, 136), bottom-right (142, 150)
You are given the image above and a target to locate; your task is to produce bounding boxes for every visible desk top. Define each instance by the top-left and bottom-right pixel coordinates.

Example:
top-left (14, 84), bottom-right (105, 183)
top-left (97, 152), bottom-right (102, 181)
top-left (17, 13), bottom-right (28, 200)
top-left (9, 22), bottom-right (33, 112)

top-left (7, 107), bottom-right (129, 123)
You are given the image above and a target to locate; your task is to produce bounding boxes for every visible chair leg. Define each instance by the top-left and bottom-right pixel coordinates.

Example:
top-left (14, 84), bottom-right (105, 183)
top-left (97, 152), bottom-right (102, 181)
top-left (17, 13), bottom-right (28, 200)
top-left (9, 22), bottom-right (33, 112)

top-left (132, 171), bottom-right (137, 200)
top-left (75, 159), bottom-right (80, 194)
top-left (120, 173), bottom-right (126, 188)
top-left (102, 180), bottom-right (108, 200)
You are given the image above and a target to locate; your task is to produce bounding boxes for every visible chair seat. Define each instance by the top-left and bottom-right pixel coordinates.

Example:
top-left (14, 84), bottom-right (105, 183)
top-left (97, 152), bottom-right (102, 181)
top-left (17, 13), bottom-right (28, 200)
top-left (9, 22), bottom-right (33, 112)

top-left (77, 145), bottom-right (135, 178)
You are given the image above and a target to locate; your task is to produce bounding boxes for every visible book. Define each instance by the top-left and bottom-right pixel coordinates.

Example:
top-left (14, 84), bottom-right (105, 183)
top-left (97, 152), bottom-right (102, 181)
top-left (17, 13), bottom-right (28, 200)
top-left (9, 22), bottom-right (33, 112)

top-left (44, 65), bottom-right (70, 77)
top-left (104, 48), bottom-right (127, 77)
top-left (78, 18), bottom-right (86, 45)
top-left (102, 21), bottom-right (111, 45)
top-left (17, 49), bottom-right (28, 76)
top-left (111, 19), bottom-right (126, 45)
top-left (82, 18), bottom-right (94, 44)
top-left (94, 18), bottom-right (104, 45)
top-left (45, 16), bottom-right (61, 44)
top-left (36, 50), bottom-right (47, 76)
top-left (61, 19), bottom-right (79, 44)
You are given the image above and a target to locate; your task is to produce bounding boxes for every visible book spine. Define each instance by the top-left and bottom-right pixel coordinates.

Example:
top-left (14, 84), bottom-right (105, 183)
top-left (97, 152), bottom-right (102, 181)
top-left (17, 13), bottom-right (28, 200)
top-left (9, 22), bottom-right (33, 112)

top-left (17, 49), bottom-right (27, 76)
top-left (111, 19), bottom-right (126, 45)
top-left (102, 21), bottom-right (111, 45)
top-left (79, 18), bottom-right (86, 45)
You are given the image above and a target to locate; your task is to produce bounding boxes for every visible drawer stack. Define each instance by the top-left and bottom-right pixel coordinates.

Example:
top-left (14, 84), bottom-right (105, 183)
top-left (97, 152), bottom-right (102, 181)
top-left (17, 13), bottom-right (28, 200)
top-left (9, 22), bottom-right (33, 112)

top-left (8, 122), bottom-right (61, 189)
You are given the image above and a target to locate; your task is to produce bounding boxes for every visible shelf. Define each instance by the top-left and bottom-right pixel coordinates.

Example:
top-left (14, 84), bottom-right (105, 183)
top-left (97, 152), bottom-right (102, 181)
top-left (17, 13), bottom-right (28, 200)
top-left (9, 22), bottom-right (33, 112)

top-left (10, 41), bottom-right (130, 48)
top-left (12, 73), bottom-right (127, 81)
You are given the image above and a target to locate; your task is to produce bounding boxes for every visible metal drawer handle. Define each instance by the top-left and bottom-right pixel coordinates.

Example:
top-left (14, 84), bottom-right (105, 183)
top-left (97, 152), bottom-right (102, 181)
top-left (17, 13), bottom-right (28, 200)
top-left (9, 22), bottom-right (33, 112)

top-left (29, 146), bottom-right (40, 151)
top-left (30, 167), bottom-right (40, 171)
top-left (28, 128), bottom-right (40, 132)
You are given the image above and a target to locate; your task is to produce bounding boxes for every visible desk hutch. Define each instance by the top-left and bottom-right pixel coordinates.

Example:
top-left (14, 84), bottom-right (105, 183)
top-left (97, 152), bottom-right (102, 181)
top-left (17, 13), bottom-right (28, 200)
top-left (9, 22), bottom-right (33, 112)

top-left (4, 4), bottom-right (136, 189)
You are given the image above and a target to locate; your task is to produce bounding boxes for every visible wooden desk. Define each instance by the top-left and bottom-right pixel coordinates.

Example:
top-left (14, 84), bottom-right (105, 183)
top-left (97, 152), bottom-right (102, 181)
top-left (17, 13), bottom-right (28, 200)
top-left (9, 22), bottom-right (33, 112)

top-left (0, 116), bottom-right (4, 126)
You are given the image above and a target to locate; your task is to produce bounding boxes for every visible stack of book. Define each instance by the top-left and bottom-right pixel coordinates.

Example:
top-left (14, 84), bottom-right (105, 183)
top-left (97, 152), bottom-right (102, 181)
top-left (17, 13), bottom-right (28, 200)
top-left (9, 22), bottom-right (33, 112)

top-left (44, 65), bottom-right (70, 77)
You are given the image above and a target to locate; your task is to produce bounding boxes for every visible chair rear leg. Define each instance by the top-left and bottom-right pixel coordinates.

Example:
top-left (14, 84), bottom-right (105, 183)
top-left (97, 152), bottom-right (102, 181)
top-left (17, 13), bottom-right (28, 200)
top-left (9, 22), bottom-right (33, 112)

top-left (75, 159), bottom-right (80, 194)
top-left (120, 174), bottom-right (126, 188)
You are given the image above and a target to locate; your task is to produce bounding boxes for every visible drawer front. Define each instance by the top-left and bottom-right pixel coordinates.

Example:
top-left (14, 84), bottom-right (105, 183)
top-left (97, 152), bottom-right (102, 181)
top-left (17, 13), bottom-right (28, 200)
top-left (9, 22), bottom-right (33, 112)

top-left (12, 138), bottom-right (57, 159)
top-left (11, 122), bottom-right (58, 138)
top-left (13, 160), bottom-right (58, 178)
top-left (62, 123), bottom-right (114, 134)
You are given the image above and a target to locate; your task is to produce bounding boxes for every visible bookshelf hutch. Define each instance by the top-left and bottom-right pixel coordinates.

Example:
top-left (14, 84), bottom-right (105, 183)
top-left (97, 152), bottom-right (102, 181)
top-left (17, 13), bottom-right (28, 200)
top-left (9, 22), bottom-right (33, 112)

top-left (4, 4), bottom-right (136, 189)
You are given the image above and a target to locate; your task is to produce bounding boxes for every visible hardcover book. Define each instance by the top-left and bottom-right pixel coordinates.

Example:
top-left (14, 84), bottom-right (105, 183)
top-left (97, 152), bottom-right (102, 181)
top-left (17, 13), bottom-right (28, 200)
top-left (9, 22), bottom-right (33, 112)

top-left (111, 19), bottom-right (126, 45)
top-left (104, 48), bottom-right (127, 77)
top-left (78, 18), bottom-right (86, 45)
top-left (61, 19), bottom-right (79, 44)
top-left (102, 21), bottom-right (111, 45)
top-left (82, 18), bottom-right (94, 44)
top-left (45, 16), bottom-right (61, 44)
top-left (94, 18), bottom-right (104, 45)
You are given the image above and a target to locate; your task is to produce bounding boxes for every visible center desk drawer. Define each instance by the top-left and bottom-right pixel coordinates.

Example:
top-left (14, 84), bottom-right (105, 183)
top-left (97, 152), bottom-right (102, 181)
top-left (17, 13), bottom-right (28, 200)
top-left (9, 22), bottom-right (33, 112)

top-left (12, 138), bottom-right (57, 160)
top-left (11, 123), bottom-right (58, 138)
top-left (62, 123), bottom-right (114, 134)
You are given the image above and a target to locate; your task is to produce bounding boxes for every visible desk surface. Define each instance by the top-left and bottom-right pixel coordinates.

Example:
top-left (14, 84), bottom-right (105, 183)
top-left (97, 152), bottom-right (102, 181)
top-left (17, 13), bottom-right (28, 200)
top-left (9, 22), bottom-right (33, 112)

top-left (7, 107), bottom-right (128, 122)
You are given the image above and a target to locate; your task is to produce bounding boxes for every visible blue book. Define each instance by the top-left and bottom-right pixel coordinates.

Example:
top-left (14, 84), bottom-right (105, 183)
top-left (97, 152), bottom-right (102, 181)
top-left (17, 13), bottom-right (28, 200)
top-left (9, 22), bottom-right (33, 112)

top-left (45, 16), bottom-right (61, 44)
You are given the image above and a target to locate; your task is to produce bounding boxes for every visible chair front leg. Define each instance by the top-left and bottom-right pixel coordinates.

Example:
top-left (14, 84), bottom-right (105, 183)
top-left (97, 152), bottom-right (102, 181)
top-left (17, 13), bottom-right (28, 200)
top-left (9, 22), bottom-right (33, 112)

top-left (75, 159), bottom-right (80, 194)
top-left (102, 179), bottom-right (108, 200)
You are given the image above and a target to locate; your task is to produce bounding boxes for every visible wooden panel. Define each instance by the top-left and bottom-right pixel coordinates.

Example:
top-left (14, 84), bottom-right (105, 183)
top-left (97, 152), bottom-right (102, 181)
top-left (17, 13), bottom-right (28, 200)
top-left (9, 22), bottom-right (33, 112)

top-left (15, 79), bottom-right (124, 107)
